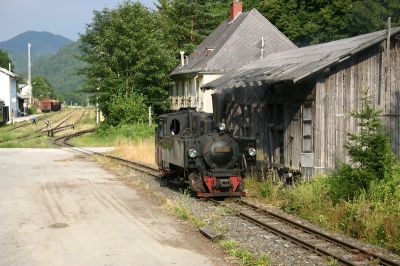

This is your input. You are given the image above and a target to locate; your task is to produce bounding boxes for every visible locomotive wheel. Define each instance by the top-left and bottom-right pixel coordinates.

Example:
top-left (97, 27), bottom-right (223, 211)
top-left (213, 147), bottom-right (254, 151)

top-left (188, 172), bottom-right (204, 192)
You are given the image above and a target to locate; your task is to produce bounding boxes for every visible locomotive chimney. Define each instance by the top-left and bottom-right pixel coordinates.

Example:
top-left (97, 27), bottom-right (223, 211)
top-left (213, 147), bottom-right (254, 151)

top-left (212, 93), bottom-right (225, 124)
top-left (230, 0), bottom-right (243, 21)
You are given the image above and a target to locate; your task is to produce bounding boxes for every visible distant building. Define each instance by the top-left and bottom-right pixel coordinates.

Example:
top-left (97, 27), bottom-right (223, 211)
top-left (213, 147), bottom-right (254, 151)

top-left (0, 67), bottom-right (19, 121)
top-left (169, 0), bottom-right (297, 112)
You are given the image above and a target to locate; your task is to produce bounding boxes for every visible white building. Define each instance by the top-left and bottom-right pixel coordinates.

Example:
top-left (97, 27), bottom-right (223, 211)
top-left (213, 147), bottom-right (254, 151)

top-left (0, 67), bottom-right (19, 121)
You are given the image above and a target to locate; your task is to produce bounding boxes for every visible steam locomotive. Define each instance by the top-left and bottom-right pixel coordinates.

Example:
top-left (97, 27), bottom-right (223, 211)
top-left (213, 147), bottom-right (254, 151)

top-left (155, 93), bottom-right (256, 197)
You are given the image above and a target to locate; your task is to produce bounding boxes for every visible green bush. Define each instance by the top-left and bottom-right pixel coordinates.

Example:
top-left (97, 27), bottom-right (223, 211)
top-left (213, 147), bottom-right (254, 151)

top-left (105, 92), bottom-right (148, 126)
top-left (95, 123), bottom-right (155, 140)
top-left (28, 105), bottom-right (37, 114)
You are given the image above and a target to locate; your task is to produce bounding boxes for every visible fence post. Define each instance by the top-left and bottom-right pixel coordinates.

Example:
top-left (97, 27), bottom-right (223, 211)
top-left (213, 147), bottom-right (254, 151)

top-left (148, 106), bottom-right (152, 125)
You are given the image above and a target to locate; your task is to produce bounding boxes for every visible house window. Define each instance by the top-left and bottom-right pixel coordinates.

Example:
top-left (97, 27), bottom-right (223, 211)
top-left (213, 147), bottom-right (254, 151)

top-left (302, 102), bottom-right (313, 152)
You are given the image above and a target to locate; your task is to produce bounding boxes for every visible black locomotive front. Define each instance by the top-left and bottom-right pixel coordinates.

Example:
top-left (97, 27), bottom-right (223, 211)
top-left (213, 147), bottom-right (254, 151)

top-left (156, 100), bottom-right (256, 197)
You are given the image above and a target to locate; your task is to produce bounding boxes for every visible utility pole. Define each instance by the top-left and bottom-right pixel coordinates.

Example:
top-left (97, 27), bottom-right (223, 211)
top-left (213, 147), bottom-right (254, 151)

top-left (96, 88), bottom-right (100, 124)
top-left (28, 43), bottom-right (32, 105)
top-left (148, 106), bottom-right (152, 125)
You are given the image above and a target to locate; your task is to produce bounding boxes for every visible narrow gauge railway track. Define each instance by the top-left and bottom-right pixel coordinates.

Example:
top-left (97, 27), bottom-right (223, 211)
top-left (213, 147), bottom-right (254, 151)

top-left (6, 112), bottom-right (57, 132)
top-left (0, 109), bottom-right (81, 144)
top-left (209, 199), bottom-right (400, 266)
top-left (36, 109), bottom-right (79, 133)
top-left (53, 130), bottom-right (159, 176)
top-left (57, 129), bottom-right (400, 266)
top-left (75, 108), bottom-right (88, 124)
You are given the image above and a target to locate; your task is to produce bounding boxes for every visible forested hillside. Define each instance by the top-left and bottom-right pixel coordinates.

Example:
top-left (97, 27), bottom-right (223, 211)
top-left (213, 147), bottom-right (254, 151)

top-left (0, 31), bottom-right (85, 103)
top-left (0, 31), bottom-right (73, 75)
top-left (33, 41), bottom-right (86, 104)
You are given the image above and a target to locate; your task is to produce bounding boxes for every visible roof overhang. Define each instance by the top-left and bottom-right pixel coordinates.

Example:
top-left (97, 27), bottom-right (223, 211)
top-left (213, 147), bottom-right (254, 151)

top-left (202, 28), bottom-right (400, 90)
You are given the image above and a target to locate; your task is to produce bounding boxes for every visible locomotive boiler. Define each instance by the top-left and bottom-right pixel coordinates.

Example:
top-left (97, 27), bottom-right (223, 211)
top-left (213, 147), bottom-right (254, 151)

top-left (155, 93), bottom-right (256, 197)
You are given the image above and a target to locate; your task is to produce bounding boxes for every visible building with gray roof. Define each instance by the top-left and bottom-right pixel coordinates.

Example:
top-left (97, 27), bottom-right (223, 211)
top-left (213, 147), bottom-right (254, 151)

top-left (169, 0), bottom-right (297, 112)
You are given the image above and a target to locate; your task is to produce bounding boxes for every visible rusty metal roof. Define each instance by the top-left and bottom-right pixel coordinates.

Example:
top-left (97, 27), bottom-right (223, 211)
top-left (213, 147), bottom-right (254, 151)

top-left (170, 9), bottom-right (297, 77)
top-left (202, 28), bottom-right (400, 89)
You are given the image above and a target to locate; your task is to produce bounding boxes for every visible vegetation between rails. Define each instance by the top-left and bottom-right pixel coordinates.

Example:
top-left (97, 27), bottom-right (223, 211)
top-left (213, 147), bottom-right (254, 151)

top-left (168, 192), bottom-right (270, 266)
top-left (0, 108), bottom-right (93, 148)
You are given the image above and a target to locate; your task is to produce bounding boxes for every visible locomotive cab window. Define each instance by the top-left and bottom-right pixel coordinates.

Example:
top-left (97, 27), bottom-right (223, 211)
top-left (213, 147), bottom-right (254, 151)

top-left (170, 119), bottom-right (180, 135)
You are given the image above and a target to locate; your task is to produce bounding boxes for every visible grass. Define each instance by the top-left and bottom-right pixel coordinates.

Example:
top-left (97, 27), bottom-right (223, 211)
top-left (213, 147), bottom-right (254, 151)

top-left (245, 174), bottom-right (400, 254)
top-left (112, 138), bottom-right (155, 166)
top-left (219, 239), bottom-right (270, 266)
top-left (70, 123), bottom-right (155, 148)
top-left (0, 108), bottom-right (96, 148)
top-left (0, 135), bottom-right (55, 148)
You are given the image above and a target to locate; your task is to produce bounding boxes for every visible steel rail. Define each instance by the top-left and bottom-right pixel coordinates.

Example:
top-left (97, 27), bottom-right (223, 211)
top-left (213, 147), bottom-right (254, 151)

top-left (54, 129), bottom-right (159, 177)
top-left (6, 112), bottom-right (57, 132)
top-left (0, 109), bottom-right (83, 144)
top-left (238, 200), bottom-right (400, 266)
top-left (208, 198), bottom-right (400, 266)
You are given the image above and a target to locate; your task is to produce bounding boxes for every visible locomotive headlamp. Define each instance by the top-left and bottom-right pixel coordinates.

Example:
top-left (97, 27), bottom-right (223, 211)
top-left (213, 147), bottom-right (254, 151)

top-left (218, 123), bottom-right (226, 131)
top-left (248, 147), bottom-right (256, 157)
top-left (188, 148), bottom-right (197, 158)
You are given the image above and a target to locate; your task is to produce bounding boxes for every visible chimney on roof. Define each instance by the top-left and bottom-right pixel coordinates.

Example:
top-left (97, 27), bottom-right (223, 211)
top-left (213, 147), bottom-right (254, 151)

top-left (230, 0), bottom-right (243, 21)
top-left (180, 51), bottom-right (185, 67)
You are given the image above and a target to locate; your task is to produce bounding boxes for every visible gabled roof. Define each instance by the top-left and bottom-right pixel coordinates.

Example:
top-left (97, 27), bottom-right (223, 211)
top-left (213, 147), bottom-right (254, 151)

top-left (203, 28), bottom-right (400, 89)
top-left (170, 8), bottom-right (297, 77)
top-left (0, 67), bottom-right (18, 78)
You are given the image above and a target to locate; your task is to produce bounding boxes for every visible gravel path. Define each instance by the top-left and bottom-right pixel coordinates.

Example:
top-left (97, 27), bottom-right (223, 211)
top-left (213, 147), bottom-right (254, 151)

top-left (0, 148), bottom-right (235, 266)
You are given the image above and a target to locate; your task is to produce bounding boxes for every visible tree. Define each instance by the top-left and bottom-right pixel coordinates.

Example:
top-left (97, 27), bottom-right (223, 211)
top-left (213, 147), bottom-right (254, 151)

top-left (156, 0), bottom-right (231, 54)
top-left (257, 0), bottom-right (399, 46)
top-left (0, 49), bottom-right (14, 71)
top-left (31, 76), bottom-right (60, 100)
top-left (345, 94), bottom-right (394, 182)
top-left (328, 92), bottom-right (395, 202)
top-left (79, 2), bottom-right (177, 124)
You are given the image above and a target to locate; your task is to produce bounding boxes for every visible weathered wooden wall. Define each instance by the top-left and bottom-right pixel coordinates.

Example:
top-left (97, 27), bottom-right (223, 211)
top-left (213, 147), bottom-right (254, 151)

top-left (222, 82), bottom-right (313, 179)
top-left (314, 38), bottom-right (400, 176)
top-left (223, 37), bottom-right (400, 180)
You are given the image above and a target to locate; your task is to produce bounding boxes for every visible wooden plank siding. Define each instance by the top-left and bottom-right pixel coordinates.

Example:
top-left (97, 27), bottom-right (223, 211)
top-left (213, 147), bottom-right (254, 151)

top-left (314, 38), bottom-right (400, 177)
top-left (221, 37), bottom-right (400, 180)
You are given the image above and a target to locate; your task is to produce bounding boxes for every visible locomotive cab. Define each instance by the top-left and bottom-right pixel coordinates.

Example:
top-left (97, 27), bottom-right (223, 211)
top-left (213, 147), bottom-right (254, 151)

top-left (156, 107), bottom-right (256, 197)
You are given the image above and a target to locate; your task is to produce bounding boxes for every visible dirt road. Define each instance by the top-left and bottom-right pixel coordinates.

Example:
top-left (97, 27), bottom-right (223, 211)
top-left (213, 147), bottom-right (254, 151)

top-left (0, 148), bottom-right (231, 266)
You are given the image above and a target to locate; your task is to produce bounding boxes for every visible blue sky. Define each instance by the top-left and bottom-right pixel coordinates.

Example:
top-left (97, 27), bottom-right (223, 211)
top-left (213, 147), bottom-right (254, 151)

top-left (0, 0), bottom-right (157, 42)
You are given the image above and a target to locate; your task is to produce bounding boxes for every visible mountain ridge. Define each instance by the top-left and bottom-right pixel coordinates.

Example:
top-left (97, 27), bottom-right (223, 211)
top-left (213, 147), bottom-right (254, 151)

top-left (0, 31), bottom-right (85, 104)
top-left (0, 31), bottom-right (73, 56)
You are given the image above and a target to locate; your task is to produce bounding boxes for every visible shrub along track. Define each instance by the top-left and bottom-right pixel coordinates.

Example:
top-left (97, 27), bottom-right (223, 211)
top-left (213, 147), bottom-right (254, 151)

top-left (0, 109), bottom-right (82, 144)
top-left (56, 129), bottom-right (400, 266)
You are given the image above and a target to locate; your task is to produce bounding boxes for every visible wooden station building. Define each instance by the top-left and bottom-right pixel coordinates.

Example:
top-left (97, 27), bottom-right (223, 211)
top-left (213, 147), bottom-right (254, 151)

top-left (203, 28), bottom-right (400, 179)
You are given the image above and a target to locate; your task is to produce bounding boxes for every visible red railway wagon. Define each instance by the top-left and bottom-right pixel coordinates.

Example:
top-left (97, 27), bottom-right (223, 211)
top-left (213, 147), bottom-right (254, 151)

top-left (39, 99), bottom-right (61, 112)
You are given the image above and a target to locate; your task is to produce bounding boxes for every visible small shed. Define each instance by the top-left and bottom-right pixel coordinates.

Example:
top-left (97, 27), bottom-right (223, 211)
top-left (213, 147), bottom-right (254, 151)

top-left (203, 28), bottom-right (400, 179)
